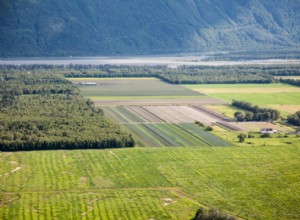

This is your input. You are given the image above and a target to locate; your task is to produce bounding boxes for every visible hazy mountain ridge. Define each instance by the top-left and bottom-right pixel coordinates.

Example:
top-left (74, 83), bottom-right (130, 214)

top-left (0, 0), bottom-right (299, 57)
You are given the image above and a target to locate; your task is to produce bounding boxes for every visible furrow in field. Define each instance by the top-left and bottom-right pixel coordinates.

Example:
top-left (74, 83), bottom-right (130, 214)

top-left (142, 124), bottom-right (177, 147)
top-left (170, 106), bottom-right (219, 125)
top-left (179, 123), bottom-right (232, 146)
top-left (143, 106), bottom-right (187, 123)
top-left (192, 105), bottom-right (234, 122)
top-left (105, 106), bottom-right (131, 123)
top-left (116, 106), bottom-right (147, 123)
top-left (162, 124), bottom-right (208, 147)
top-left (128, 106), bottom-right (163, 123)
top-left (173, 124), bottom-right (212, 147)
top-left (152, 124), bottom-right (191, 147)
top-left (124, 124), bottom-right (163, 147)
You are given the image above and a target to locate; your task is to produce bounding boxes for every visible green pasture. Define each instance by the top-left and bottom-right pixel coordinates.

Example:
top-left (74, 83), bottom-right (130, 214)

top-left (183, 83), bottom-right (294, 89)
top-left (208, 92), bottom-right (300, 106)
top-left (1, 146), bottom-right (300, 219)
top-left (215, 131), bottom-right (300, 147)
top-left (205, 105), bottom-right (248, 119)
top-left (68, 78), bottom-right (202, 97)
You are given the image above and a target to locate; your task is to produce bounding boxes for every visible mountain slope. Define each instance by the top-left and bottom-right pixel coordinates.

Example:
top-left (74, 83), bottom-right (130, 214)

top-left (0, 0), bottom-right (299, 57)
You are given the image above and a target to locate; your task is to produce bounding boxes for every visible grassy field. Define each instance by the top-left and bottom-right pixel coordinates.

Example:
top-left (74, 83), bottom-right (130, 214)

top-left (215, 131), bottom-right (300, 147)
top-left (69, 78), bottom-right (202, 97)
top-left (184, 83), bottom-right (300, 115)
top-left (205, 105), bottom-right (247, 119)
top-left (207, 92), bottom-right (300, 105)
top-left (183, 83), bottom-right (297, 89)
top-left (1, 146), bottom-right (300, 219)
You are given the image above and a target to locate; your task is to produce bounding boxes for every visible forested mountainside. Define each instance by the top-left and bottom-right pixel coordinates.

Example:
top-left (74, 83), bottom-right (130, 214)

top-left (0, 0), bottom-right (300, 57)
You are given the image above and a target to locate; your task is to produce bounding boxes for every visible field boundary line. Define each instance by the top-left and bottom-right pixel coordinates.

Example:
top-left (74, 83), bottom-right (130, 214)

top-left (174, 124), bottom-right (212, 146)
top-left (140, 106), bottom-right (166, 122)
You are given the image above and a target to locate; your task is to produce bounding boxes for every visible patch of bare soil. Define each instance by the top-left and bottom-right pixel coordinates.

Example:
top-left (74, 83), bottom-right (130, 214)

top-left (162, 198), bottom-right (177, 206)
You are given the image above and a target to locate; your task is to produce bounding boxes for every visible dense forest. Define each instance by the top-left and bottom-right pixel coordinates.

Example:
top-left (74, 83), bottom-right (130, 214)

top-left (0, 70), bottom-right (134, 151)
top-left (232, 100), bottom-right (280, 121)
top-left (2, 64), bottom-right (300, 84)
top-left (287, 111), bottom-right (300, 126)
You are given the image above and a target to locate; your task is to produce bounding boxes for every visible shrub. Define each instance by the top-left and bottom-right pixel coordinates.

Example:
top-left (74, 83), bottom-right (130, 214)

top-left (237, 134), bottom-right (246, 143)
top-left (192, 208), bottom-right (236, 220)
top-left (206, 126), bottom-right (213, 131)
top-left (261, 133), bottom-right (271, 138)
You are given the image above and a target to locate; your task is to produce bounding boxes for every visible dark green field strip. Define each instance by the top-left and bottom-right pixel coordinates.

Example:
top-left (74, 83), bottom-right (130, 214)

top-left (157, 124), bottom-right (211, 147)
top-left (179, 123), bottom-right (232, 146)
top-left (142, 124), bottom-right (178, 147)
top-left (103, 106), bottom-right (130, 123)
top-left (107, 106), bottom-right (148, 123)
top-left (122, 123), bottom-right (224, 147)
top-left (124, 124), bottom-right (164, 147)
top-left (118, 106), bottom-right (147, 123)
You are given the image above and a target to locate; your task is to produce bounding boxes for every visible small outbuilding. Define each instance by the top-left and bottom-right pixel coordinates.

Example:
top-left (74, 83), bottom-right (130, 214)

top-left (78, 82), bottom-right (97, 86)
top-left (260, 128), bottom-right (278, 134)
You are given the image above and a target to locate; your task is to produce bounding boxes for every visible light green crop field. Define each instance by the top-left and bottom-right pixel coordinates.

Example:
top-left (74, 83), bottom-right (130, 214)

top-left (183, 83), bottom-right (293, 89)
top-left (208, 92), bottom-right (300, 105)
top-left (205, 105), bottom-right (248, 119)
top-left (183, 83), bottom-right (300, 115)
top-left (1, 146), bottom-right (300, 220)
top-left (68, 78), bottom-right (203, 97)
top-left (215, 131), bottom-right (300, 147)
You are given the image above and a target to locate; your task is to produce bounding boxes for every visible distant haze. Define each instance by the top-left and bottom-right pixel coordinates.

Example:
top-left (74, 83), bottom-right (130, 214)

top-left (1, 56), bottom-right (300, 67)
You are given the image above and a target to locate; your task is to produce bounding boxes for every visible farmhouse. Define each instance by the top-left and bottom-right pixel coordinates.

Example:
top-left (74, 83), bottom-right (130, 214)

top-left (260, 128), bottom-right (278, 134)
top-left (78, 82), bottom-right (97, 86)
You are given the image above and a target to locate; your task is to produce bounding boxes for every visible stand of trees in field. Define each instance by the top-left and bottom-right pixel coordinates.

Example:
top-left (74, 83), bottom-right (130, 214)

top-left (287, 111), bottom-right (300, 126)
top-left (0, 70), bottom-right (134, 151)
top-left (232, 100), bottom-right (280, 122)
top-left (2, 64), bottom-right (300, 84)
top-left (192, 208), bottom-right (236, 220)
top-left (279, 79), bottom-right (300, 87)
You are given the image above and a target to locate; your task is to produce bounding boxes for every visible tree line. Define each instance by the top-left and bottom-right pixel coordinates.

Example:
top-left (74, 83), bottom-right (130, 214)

top-left (0, 70), bottom-right (135, 151)
top-left (279, 79), bottom-right (300, 87)
top-left (1, 64), bottom-right (300, 84)
top-left (232, 100), bottom-right (280, 121)
top-left (287, 111), bottom-right (300, 126)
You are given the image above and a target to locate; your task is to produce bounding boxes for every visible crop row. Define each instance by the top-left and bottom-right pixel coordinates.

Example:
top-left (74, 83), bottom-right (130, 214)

top-left (124, 123), bottom-right (231, 147)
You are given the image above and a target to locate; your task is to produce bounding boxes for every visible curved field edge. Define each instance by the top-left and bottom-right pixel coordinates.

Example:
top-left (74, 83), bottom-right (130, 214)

top-left (1, 146), bottom-right (299, 219)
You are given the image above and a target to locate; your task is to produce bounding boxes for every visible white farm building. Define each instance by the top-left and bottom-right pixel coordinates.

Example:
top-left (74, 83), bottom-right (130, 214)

top-left (260, 128), bottom-right (278, 134)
